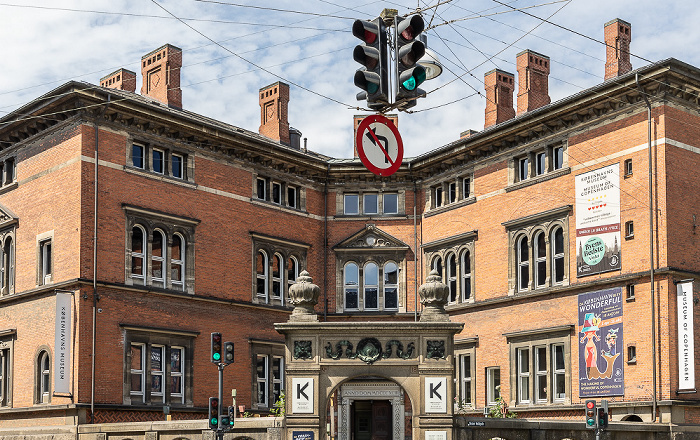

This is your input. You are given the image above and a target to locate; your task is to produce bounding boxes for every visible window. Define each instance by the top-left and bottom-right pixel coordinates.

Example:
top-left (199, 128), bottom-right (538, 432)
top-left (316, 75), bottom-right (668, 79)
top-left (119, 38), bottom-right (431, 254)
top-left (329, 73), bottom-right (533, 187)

top-left (125, 206), bottom-right (198, 293)
top-left (383, 262), bottom-right (398, 310)
top-left (344, 194), bottom-right (359, 215)
top-left (171, 154), bottom-right (184, 179)
top-left (506, 328), bottom-right (570, 406)
top-left (383, 193), bottom-right (398, 214)
top-left (535, 152), bottom-right (546, 176)
top-left (252, 344), bottom-right (285, 410)
top-left (152, 149), bottom-right (164, 174)
top-left (343, 260), bottom-right (403, 312)
top-left (462, 177), bottom-right (471, 199)
top-left (363, 262), bottom-right (379, 310)
top-left (625, 221), bottom-right (634, 238)
top-left (252, 233), bottom-right (307, 306)
top-left (626, 284), bottom-right (635, 301)
top-left (553, 146), bottom-right (564, 170)
top-left (257, 177), bottom-right (268, 200)
top-left (272, 182), bottom-right (282, 204)
top-left (461, 250), bottom-right (472, 301)
top-left (0, 230), bottom-right (15, 295)
top-left (512, 144), bottom-right (567, 185)
top-left (433, 185), bottom-right (443, 207)
top-left (624, 158), bottom-right (633, 177)
top-left (287, 186), bottom-right (297, 209)
top-left (627, 345), bottom-right (636, 364)
top-left (486, 367), bottom-right (500, 406)
top-left (39, 238), bottom-right (52, 285)
top-left (255, 175), bottom-right (303, 210)
top-left (36, 350), bottom-right (50, 404)
top-left (446, 254), bottom-right (457, 303)
top-left (364, 194), bottom-right (378, 215)
top-left (0, 340), bottom-right (12, 407)
top-left (133, 143), bottom-right (145, 169)
top-left (424, 233), bottom-right (476, 303)
top-left (448, 182), bottom-right (457, 203)
top-left (456, 351), bottom-right (475, 408)
top-left (518, 157), bottom-right (529, 181)
top-left (505, 207), bottom-right (570, 294)
top-left (2, 158), bottom-right (15, 186)
top-left (344, 263), bottom-right (359, 310)
top-left (124, 329), bottom-right (194, 406)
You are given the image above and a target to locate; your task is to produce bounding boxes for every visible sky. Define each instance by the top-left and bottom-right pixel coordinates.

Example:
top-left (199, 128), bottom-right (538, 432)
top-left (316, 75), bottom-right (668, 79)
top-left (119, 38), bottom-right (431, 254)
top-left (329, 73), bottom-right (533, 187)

top-left (1, 0), bottom-right (699, 159)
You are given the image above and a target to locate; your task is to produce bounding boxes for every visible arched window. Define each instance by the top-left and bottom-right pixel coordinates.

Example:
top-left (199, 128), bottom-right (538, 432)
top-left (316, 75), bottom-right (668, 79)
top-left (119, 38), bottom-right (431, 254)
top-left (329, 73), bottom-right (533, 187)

top-left (256, 251), bottom-right (269, 301)
top-left (37, 351), bottom-right (50, 403)
top-left (517, 235), bottom-right (529, 292)
top-left (383, 262), bottom-right (398, 310)
top-left (5, 237), bottom-right (12, 295)
top-left (363, 262), bottom-right (378, 310)
top-left (131, 226), bottom-right (146, 281)
top-left (461, 250), bottom-right (471, 302)
top-left (287, 256), bottom-right (299, 299)
top-left (432, 256), bottom-right (443, 280)
top-left (344, 263), bottom-right (359, 310)
top-left (151, 229), bottom-right (166, 286)
top-left (171, 234), bottom-right (185, 291)
top-left (272, 254), bottom-right (283, 300)
top-left (534, 231), bottom-right (547, 288)
top-left (446, 254), bottom-right (457, 303)
top-left (551, 227), bottom-right (565, 284)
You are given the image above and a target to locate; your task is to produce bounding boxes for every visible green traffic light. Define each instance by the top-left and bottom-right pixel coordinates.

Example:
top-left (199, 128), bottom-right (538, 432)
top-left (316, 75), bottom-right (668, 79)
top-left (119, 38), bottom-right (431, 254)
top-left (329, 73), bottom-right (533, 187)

top-left (401, 68), bottom-right (426, 91)
top-left (213, 353), bottom-right (221, 361)
top-left (211, 417), bottom-right (218, 425)
top-left (587, 419), bottom-right (595, 426)
top-left (367, 83), bottom-right (378, 94)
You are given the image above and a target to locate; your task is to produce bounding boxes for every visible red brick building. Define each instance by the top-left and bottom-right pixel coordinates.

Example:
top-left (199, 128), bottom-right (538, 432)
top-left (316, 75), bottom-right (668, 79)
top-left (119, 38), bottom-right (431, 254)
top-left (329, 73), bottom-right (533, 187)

top-left (0, 17), bottom-right (698, 434)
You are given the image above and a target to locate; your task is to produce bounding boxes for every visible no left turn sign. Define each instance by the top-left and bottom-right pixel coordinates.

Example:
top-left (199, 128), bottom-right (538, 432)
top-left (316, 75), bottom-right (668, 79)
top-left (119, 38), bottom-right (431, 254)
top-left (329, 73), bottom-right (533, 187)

top-left (355, 115), bottom-right (404, 177)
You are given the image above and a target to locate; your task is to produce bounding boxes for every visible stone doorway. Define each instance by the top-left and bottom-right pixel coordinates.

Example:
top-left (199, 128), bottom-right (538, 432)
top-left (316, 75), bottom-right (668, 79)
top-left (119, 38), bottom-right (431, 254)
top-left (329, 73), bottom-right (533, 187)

top-left (339, 381), bottom-right (404, 440)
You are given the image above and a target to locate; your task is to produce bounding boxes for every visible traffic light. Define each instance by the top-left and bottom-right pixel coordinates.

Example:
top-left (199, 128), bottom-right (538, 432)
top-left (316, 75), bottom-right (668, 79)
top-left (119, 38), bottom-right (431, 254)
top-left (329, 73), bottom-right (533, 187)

top-left (585, 400), bottom-right (597, 429)
top-left (353, 17), bottom-right (389, 110)
top-left (211, 332), bottom-right (222, 363)
top-left (220, 414), bottom-right (230, 428)
top-left (223, 341), bottom-right (234, 364)
top-left (395, 14), bottom-right (426, 108)
top-left (228, 405), bottom-right (236, 427)
top-left (208, 397), bottom-right (219, 430)
top-left (598, 400), bottom-right (609, 429)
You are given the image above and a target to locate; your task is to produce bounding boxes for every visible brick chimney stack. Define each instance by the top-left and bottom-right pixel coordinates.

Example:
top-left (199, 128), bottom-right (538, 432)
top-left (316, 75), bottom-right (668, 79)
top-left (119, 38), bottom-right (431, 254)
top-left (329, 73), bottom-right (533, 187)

top-left (141, 44), bottom-right (182, 108)
top-left (604, 19), bottom-right (632, 80)
top-left (484, 69), bottom-right (515, 128)
top-left (259, 82), bottom-right (290, 145)
top-left (516, 50), bottom-right (551, 115)
top-left (100, 68), bottom-right (136, 93)
top-left (353, 114), bottom-right (398, 158)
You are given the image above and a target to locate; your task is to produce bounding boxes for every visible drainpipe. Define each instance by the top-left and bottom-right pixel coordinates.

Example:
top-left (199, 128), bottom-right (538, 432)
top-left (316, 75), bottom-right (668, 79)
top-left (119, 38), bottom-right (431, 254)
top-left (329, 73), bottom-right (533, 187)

top-left (91, 94), bottom-right (110, 422)
top-left (636, 73), bottom-right (657, 422)
top-left (410, 163), bottom-right (418, 322)
top-left (323, 162), bottom-right (329, 321)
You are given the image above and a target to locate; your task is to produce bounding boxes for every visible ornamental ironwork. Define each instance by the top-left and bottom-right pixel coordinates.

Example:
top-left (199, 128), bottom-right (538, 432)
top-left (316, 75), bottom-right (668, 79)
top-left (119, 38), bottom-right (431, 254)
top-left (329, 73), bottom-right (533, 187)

top-left (325, 338), bottom-right (415, 364)
top-left (426, 340), bottom-right (446, 359)
top-left (293, 340), bottom-right (313, 360)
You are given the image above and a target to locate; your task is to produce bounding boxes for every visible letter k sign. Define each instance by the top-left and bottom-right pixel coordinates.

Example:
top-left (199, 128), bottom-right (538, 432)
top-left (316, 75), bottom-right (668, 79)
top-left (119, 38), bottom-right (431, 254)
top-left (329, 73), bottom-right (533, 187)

top-left (292, 378), bottom-right (314, 414)
top-left (425, 377), bottom-right (447, 413)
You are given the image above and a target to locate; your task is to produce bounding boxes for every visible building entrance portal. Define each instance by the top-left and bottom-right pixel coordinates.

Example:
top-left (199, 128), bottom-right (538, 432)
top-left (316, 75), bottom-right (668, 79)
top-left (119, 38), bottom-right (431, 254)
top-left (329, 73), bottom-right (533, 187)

top-left (340, 382), bottom-right (403, 440)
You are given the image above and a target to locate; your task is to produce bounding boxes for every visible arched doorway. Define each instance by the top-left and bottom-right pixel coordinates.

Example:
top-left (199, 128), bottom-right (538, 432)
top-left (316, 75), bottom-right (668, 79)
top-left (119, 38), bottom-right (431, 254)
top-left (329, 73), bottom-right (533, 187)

top-left (337, 380), bottom-right (405, 440)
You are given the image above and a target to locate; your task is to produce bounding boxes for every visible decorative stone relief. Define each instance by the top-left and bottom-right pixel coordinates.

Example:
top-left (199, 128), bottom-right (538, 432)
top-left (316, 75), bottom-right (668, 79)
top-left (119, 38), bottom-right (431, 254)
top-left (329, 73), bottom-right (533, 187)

top-left (325, 338), bottom-right (415, 363)
top-left (426, 340), bottom-right (446, 359)
top-left (293, 340), bottom-right (312, 360)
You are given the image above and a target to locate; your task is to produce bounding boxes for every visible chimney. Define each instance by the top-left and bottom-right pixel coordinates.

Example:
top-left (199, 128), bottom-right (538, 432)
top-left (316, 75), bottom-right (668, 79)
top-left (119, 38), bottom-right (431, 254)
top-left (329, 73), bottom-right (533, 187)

top-left (140, 44), bottom-right (182, 108)
top-left (259, 82), bottom-right (290, 145)
top-left (516, 50), bottom-right (551, 115)
top-left (460, 129), bottom-right (479, 139)
top-left (484, 69), bottom-right (515, 128)
top-left (604, 19), bottom-right (632, 80)
top-left (100, 68), bottom-right (136, 92)
top-left (353, 114), bottom-right (398, 158)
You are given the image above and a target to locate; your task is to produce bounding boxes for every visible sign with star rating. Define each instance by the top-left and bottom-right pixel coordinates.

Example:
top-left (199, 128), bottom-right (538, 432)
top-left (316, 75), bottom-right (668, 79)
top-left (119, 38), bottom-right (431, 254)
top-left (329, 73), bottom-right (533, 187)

top-left (575, 164), bottom-right (621, 277)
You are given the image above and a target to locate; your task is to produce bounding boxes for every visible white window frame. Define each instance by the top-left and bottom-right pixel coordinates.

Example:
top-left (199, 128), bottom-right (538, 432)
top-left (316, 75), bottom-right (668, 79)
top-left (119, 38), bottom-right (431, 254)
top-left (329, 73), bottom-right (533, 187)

top-left (518, 156), bottom-right (529, 181)
top-left (344, 194), bottom-right (359, 215)
top-left (552, 344), bottom-right (566, 401)
top-left (287, 186), bottom-right (298, 209)
top-left (170, 346), bottom-right (185, 404)
top-left (344, 262), bottom-right (359, 311)
top-left (383, 261), bottom-right (399, 310)
top-left (534, 231), bottom-right (547, 288)
top-left (551, 227), bottom-right (564, 284)
top-left (272, 182), bottom-right (282, 204)
top-left (535, 345), bottom-right (548, 403)
top-left (459, 353), bottom-right (473, 407)
top-left (133, 143), bottom-right (145, 169)
top-left (535, 152), bottom-right (546, 176)
top-left (170, 233), bottom-right (185, 291)
top-left (517, 348), bottom-right (531, 404)
top-left (486, 367), bottom-right (500, 406)
top-left (256, 354), bottom-right (269, 407)
top-left (171, 153), bottom-right (184, 179)
top-left (0, 235), bottom-right (15, 295)
top-left (151, 229), bottom-right (166, 286)
top-left (131, 225), bottom-right (146, 282)
top-left (150, 344), bottom-right (165, 403)
top-left (257, 177), bottom-right (268, 201)
top-left (460, 250), bottom-right (472, 302)
top-left (446, 253), bottom-right (457, 304)
top-left (40, 239), bottom-right (52, 285)
top-left (272, 355), bottom-right (284, 406)
top-left (130, 343), bottom-right (145, 402)
top-left (383, 193), bottom-right (398, 214)
top-left (448, 181), bottom-right (457, 203)
top-left (38, 351), bottom-right (50, 403)
top-left (363, 193), bottom-right (378, 215)
top-left (152, 148), bottom-right (165, 174)
top-left (433, 185), bottom-right (443, 208)
top-left (287, 256), bottom-right (299, 301)
top-left (516, 235), bottom-right (529, 292)
top-left (271, 253), bottom-right (283, 300)
top-left (257, 250), bottom-right (269, 302)
top-left (462, 177), bottom-right (471, 199)
top-left (553, 146), bottom-right (564, 170)
top-left (363, 262), bottom-right (379, 310)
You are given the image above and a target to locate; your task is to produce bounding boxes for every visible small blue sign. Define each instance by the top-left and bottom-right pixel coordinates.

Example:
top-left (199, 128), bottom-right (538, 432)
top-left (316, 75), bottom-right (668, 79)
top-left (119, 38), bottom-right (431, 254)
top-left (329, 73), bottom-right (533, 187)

top-left (293, 431), bottom-right (314, 440)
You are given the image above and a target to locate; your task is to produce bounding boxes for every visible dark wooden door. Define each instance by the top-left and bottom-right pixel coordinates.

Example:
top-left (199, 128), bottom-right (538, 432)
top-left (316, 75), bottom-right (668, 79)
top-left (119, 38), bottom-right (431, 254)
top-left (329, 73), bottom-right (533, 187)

top-left (371, 400), bottom-right (391, 440)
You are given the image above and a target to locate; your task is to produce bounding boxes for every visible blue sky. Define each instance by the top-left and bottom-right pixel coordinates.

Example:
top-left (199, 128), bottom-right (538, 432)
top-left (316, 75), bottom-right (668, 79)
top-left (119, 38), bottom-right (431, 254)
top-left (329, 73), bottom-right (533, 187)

top-left (1, 0), bottom-right (699, 159)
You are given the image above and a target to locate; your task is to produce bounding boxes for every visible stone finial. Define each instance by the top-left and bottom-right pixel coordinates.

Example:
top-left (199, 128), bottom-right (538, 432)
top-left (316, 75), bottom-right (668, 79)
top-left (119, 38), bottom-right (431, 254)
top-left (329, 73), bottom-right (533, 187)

top-left (288, 270), bottom-right (320, 322)
top-left (418, 269), bottom-right (450, 322)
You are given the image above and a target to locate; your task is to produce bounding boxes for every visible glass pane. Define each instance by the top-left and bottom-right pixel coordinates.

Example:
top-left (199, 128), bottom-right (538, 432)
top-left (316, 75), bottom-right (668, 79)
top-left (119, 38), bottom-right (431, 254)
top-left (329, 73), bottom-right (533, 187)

top-left (131, 345), bottom-right (142, 370)
top-left (555, 372), bottom-right (565, 398)
top-left (131, 372), bottom-right (142, 392)
top-left (257, 251), bottom-right (266, 275)
top-left (433, 257), bottom-right (442, 276)
top-left (463, 355), bottom-right (471, 378)
top-left (132, 256), bottom-right (143, 276)
top-left (256, 356), bottom-right (266, 379)
top-left (464, 381), bottom-right (472, 404)
top-left (272, 280), bottom-right (281, 298)
top-left (133, 145), bottom-right (144, 168)
top-left (449, 182), bottom-right (457, 202)
top-left (537, 261), bottom-right (546, 286)
top-left (287, 258), bottom-right (298, 283)
top-left (554, 147), bottom-right (563, 169)
top-left (153, 150), bottom-right (163, 173)
top-left (272, 358), bottom-right (281, 380)
top-left (519, 265), bottom-right (529, 289)
top-left (345, 264), bottom-right (358, 285)
top-left (554, 227), bottom-right (564, 254)
top-left (257, 278), bottom-right (266, 296)
top-left (519, 238), bottom-right (528, 262)
top-left (463, 178), bottom-right (470, 197)
top-left (462, 251), bottom-right (471, 273)
top-left (152, 260), bottom-right (162, 278)
top-left (272, 183), bottom-right (281, 203)
top-left (257, 178), bottom-right (266, 199)
top-left (537, 375), bottom-right (547, 401)
top-left (153, 232), bottom-right (163, 257)
top-left (384, 262), bottom-right (397, 284)
top-left (171, 376), bottom-right (182, 394)
top-left (171, 349), bottom-right (182, 372)
top-left (520, 349), bottom-right (529, 373)
top-left (519, 158), bottom-right (528, 179)
top-left (365, 263), bottom-right (378, 285)
top-left (172, 155), bottom-right (182, 178)
top-left (450, 279), bottom-right (457, 302)
top-left (537, 233), bottom-right (546, 258)
top-left (463, 278), bottom-right (471, 300)
top-left (151, 346), bottom-right (163, 371)
top-left (272, 255), bottom-right (281, 277)
top-left (493, 370), bottom-right (500, 399)
top-left (364, 194), bottom-right (378, 214)
top-left (152, 374), bottom-right (162, 393)
top-left (345, 289), bottom-right (358, 309)
top-left (132, 227), bottom-right (143, 254)
top-left (555, 257), bottom-right (565, 283)
top-left (537, 347), bottom-right (547, 371)
top-left (344, 194), bottom-right (359, 214)
top-left (435, 187), bottom-right (443, 206)
top-left (383, 193), bottom-right (398, 214)
top-left (171, 263), bottom-right (182, 282)
top-left (537, 153), bottom-right (546, 175)
top-left (171, 236), bottom-right (182, 260)
top-left (521, 378), bottom-right (529, 401)
top-left (554, 344), bottom-right (564, 370)
top-left (384, 288), bottom-right (397, 309)
top-left (365, 288), bottom-right (378, 309)
top-left (287, 187), bottom-right (297, 208)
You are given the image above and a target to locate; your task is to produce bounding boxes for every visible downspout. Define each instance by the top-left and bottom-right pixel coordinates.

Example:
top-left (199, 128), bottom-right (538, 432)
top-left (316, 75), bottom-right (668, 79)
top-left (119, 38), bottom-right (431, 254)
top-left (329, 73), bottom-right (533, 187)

top-left (323, 162), bottom-right (329, 321)
top-left (410, 163), bottom-right (418, 322)
top-left (91, 94), bottom-right (110, 423)
top-left (636, 73), bottom-right (657, 422)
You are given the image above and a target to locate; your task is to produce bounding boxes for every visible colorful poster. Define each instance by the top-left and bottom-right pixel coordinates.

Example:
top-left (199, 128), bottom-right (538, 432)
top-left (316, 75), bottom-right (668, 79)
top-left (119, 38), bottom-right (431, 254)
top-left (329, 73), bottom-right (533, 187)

top-left (578, 287), bottom-right (624, 397)
top-left (575, 164), bottom-right (621, 277)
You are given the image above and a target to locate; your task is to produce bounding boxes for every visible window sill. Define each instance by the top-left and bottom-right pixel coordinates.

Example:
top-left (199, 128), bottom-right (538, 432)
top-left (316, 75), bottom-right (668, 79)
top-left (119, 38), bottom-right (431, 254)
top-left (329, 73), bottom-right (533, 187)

top-left (334, 214), bottom-right (407, 220)
top-left (625, 234), bottom-right (634, 240)
top-left (506, 167), bottom-right (570, 192)
top-left (250, 198), bottom-right (307, 215)
top-left (0, 182), bottom-right (18, 195)
top-left (124, 166), bottom-right (196, 187)
top-left (425, 197), bottom-right (476, 218)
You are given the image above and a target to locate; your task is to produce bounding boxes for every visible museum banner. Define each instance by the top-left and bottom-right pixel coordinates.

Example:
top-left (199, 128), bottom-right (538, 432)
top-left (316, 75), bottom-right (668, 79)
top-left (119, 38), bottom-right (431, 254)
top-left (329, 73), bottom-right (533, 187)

top-left (54, 292), bottom-right (72, 394)
top-left (575, 164), bottom-right (621, 277)
top-left (677, 281), bottom-right (695, 391)
top-left (578, 287), bottom-right (624, 397)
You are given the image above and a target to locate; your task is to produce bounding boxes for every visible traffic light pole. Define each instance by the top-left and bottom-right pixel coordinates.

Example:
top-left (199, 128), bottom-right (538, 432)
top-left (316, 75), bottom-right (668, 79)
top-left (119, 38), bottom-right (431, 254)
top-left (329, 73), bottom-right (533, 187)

top-left (217, 363), bottom-right (224, 440)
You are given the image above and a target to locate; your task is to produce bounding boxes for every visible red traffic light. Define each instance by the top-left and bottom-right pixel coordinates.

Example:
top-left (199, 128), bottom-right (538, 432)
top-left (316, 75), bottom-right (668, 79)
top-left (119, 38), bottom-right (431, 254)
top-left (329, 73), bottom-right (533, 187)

top-left (352, 20), bottom-right (378, 44)
top-left (586, 401), bottom-right (595, 409)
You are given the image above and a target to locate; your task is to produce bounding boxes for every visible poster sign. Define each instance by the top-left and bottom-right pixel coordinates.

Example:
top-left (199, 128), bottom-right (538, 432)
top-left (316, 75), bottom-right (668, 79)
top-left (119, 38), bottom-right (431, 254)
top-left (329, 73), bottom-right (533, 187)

top-left (292, 378), bottom-right (314, 414)
top-left (292, 431), bottom-right (314, 440)
top-left (54, 292), bottom-right (72, 394)
top-left (426, 431), bottom-right (447, 440)
top-left (578, 287), bottom-right (624, 397)
top-left (425, 377), bottom-right (447, 413)
top-left (677, 281), bottom-right (695, 391)
top-left (575, 164), bottom-right (621, 277)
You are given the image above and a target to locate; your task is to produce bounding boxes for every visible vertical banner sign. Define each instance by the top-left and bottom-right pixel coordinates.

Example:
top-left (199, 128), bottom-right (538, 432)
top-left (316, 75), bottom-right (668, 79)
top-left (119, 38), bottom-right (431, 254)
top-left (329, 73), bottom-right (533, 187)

top-left (292, 378), bottom-right (314, 414)
top-left (54, 292), bottom-right (72, 394)
top-left (575, 164), bottom-right (621, 277)
top-left (425, 377), bottom-right (447, 413)
top-left (578, 287), bottom-right (624, 397)
top-left (677, 281), bottom-right (695, 391)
